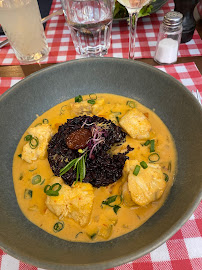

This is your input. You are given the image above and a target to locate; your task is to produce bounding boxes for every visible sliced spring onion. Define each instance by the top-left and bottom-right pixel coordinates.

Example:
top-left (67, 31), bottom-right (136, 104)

top-left (45, 190), bottom-right (59, 196)
top-left (126, 100), bottom-right (136, 108)
top-left (75, 95), bottom-right (83, 103)
top-left (51, 183), bottom-right (62, 192)
top-left (18, 154), bottom-right (22, 158)
top-left (40, 179), bottom-right (45, 185)
top-left (143, 140), bottom-right (150, 146)
top-left (60, 105), bottom-right (68, 115)
top-left (24, 135), bottom-right (32, 141)
top-left (150, 139), bottom-right (155, 152)
top-left (32, 175), bottom-right (41, 185)
top-left (168, 162), bottom-right (172, 172)
top-left (148, 153), bottom-right (160, 163)
top-left (19, 174), bottom-right (23, 180)
top-left (44, 183), bottom-right (62, 196)
top-left (140, 161), bottom-right (148, 169)
top-left (116, 116), bottom-right (120, 123)
top-left (163, 173), bottom-right (169, 182)
top-left (133, 165), bottom-right (140, 176)
top-left (24, 135), bottom-right (39, 149)
top-left (75, 232), bottom-right (83, 238)
top-left (44, 185), bottom-right (51, 193)
top-left (53, 221), bottom-right (64, 233)
top-left (35, 123), bottom-right (42, 127)
top-left (87, 99), bottom-right (96, 105)
top-left (43, 118), bottom-right (49, 124)
top-left (111, 111), bottom-right (121, 115)
top-left (89, 93), bottom-right (97, 100)
top-left (29, 168), bottom-right (37, 172)
top-left (24, 189), bottom-right (32, 199)
top-left (29, 136), bottom-right (39, 149)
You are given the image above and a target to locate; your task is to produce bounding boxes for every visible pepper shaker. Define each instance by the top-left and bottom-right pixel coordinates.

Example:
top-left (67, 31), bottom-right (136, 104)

top-left (154, 11), bottom-right (183, 65)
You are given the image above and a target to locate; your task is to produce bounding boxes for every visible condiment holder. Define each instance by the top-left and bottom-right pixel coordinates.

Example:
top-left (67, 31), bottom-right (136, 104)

top-left (154, 11), bottom-right (183, 65)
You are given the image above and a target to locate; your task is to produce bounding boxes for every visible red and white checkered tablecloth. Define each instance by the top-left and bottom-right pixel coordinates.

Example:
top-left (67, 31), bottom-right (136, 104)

top-left (0, 0), bottom-right (202, 65)
top-left (0, 62), bottom-right (201, 269)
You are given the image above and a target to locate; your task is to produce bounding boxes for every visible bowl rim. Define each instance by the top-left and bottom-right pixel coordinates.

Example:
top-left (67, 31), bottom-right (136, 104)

top-left (0, 57), bottom-right (202, 270)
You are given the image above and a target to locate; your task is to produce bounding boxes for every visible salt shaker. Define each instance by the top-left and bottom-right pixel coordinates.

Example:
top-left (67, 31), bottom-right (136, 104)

top-left (154, 11), bottom-right (183, 65)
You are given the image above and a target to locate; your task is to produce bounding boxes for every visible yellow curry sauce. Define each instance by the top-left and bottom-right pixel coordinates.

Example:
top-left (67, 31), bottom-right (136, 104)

top-left (13, 94), bottom-right (177, 242)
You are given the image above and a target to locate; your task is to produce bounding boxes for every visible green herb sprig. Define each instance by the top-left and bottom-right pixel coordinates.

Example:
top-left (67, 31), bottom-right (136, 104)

top-left (101, 195), bottom-right (122, 214)
top-left (59, 150), bottom-right (87, 184)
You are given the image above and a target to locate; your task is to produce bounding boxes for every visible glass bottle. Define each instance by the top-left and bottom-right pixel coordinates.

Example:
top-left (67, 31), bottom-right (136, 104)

top-left (154, 11), bottom-right (183, 65)
top-left (174, 0), bottom-right (199, 43)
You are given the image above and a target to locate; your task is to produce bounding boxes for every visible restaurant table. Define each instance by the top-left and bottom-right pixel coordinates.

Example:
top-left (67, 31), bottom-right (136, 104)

top-left (0, 4), bottom-right (202, 270)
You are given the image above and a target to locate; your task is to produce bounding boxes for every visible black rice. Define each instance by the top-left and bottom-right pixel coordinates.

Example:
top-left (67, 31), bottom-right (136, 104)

top-left (48, 115), bottom-right (133, 188)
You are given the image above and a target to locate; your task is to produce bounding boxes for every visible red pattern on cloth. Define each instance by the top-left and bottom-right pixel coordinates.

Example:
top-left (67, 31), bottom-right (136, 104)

top-left (0, 0), bottom-right (202, 65)
top-left (0, 62), bottom-right (201, 269)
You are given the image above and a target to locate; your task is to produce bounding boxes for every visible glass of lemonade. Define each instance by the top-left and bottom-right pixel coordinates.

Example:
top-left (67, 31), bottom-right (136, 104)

top-left (60, 0), bottom-right (114, 57)
top-left (0, 0), bottom-right (49, 64)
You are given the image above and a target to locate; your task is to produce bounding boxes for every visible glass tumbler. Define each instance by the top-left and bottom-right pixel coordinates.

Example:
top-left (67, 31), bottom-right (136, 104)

top-left (0, 0), bottom-right (49, 64)
top-left (60, 0), bottom-right (114, 57)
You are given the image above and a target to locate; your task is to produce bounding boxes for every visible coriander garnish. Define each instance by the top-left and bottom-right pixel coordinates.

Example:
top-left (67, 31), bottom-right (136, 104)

top-left (101, 195), bottom-right (122, 214)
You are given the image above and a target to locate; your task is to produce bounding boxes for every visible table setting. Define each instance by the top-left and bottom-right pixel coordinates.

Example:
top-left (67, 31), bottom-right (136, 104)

top-left (0, 0), bottom-right (202, 270)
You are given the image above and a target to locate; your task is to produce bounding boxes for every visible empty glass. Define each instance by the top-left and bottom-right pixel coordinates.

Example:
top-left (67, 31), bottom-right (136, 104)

top-left (60, 0), bottom-right (114, 57)
top-left (0, 0), bottom-right (49, 64)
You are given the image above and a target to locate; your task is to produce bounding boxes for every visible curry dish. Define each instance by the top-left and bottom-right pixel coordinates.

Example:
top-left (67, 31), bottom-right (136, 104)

top-left (13, 93), bottom-right (177, 242)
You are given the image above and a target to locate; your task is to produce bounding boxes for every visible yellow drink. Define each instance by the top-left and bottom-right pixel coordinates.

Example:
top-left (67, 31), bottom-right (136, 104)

top-left (0, 0), bottom-right (49, 63)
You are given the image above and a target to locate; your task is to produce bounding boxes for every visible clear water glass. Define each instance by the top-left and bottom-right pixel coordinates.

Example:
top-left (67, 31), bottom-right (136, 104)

top-left (0, 0), bottom-right (49, 64)
top-left (60, 0), bottom-right (114, 57)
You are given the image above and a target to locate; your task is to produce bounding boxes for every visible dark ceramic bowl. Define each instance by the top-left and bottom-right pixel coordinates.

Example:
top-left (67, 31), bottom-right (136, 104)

top-left (0, 58), bottom-right (202, 270)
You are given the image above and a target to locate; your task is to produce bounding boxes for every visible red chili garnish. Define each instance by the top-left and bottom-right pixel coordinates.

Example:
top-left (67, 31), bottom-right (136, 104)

top-left (66, 128), bottom-right (92, 150)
